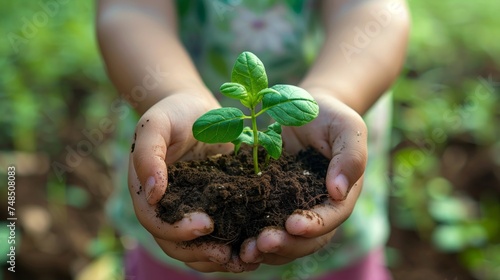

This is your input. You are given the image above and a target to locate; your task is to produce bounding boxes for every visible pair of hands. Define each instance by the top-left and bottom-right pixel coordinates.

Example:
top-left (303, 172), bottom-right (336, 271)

top-left (127, 91), bottom-right (367, 273)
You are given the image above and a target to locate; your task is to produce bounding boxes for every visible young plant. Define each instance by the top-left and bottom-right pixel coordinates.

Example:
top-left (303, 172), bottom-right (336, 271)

top-left (192, 51), bottom-right (319, 174)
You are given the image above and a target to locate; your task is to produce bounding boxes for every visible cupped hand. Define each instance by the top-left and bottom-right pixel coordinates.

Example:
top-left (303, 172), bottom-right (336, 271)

top-left (128, 93), bottom-right (258, 272)
top-left (240, 92), bottom-right (368, 265)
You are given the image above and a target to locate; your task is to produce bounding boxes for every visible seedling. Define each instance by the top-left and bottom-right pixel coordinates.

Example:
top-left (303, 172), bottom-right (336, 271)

top-left (192, 51), bottom-right (319, 174)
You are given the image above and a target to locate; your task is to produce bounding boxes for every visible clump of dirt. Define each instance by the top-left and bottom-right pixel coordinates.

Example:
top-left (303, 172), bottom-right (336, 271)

top-left (157, 147), bottom-right (329, 249)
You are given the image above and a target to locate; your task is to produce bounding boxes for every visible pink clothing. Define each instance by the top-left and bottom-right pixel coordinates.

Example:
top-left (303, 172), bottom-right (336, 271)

top-left (124, 245), bottom-right (392, 280)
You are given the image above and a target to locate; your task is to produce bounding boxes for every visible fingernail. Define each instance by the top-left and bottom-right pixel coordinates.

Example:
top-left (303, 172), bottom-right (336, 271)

top-left (246, 239), bottom-right (257, 251)
top-left (287, 214), bottom-right (307, 235)
top-left (248, 240), bottom-right (264, 263)
top-left (145, 176), bottom-right (155, 202)
top-left (193, 228), bottom-right (211, 237)
top-left (334, 174), bottom-right (349, 200)
top-left (243, 239), bottom-right (263, 263)
top-left (186, 214), bottom-right (213, 236)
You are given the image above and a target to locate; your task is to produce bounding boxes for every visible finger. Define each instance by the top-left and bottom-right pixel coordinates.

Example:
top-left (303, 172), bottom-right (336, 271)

top-left (185, 261), bottom-right (226, 273)
top-left (255, 228), bottom-right (335, 262)
top-left (185, 258), bottom-right (260, 273)
top-left (240, 236), bottom-right (292, 265)
top-left (285, 176), bottom-right (363, 237)
top-left (284, 97), bottom-right (368, 201)
top-left (326, 113), bottom-right (367, 201)
top-left (154, 238), bottom-right (231, 264)
top-left (224, 254), bottom-right (260, 273)
top-left (240, 238), bottom-right (263, 263)
top-left (260, 253), bottom-right (295, 266)
top-left (132, 113), bottom-right (170, 205)
top-left (129, 158), bottom-right (214, 241)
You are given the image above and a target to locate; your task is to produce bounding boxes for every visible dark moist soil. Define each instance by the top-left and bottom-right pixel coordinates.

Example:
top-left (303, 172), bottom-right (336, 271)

top-left (157, 146), bottom-right (330, 250)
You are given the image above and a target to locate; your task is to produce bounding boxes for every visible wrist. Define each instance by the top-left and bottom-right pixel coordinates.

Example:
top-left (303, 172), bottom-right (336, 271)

top-left (142, 87), bottom-right (220, 117)
top-left (169, 87), bottom-right (221, 111)
top-left (299, 85), bottom-right (347, 106)
top-left (299, 84), bottom-right (369, 115)
top-left (131, 82), bottom-right (217, 116)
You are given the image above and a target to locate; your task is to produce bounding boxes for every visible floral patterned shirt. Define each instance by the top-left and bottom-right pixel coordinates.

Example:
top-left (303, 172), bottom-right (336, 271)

top-left (108, 1), bottom-right (392, 279)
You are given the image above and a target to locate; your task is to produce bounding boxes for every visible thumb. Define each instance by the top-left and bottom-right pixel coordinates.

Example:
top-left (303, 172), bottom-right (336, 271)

top-left (132, 116), bottom-right (170, 205)
top-left (326, 123), bottom-right (367, 201)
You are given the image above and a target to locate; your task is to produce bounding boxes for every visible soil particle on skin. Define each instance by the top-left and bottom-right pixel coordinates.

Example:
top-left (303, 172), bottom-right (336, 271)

top-left (157, 146), bottom-right (329, 250)
top-left (131, 133), bottom-right (137, 153)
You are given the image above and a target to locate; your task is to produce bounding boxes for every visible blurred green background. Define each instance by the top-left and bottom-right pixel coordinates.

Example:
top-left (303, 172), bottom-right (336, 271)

top-left (1, 0), bottom-right (499, 279)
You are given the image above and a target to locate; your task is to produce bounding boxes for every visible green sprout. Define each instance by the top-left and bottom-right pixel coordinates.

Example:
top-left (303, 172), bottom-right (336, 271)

top-left (192, 51), bottom-right (319, 174)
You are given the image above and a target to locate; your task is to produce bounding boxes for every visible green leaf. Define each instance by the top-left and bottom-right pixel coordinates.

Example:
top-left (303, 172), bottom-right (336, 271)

top-left (267, 122), bottom-right (282, 134)
top-left (231, 125), bottom-right (282, 159)
top-left (232, 127), bottom-right (254, 154)
top-left (240, 98), bottom-right (252, 108)
top-left (192, 108), bottom-right (245, 143)
top-left (220, 82), bottom-right (248, 100)
top-left (255, 88), bottom-right (279, 104)
top-left (259, 127), bottom-right (282, 159)
top-left (263, 84), bottom-right (319, 126)
top-left (231, 51), bottom-right (268, 96)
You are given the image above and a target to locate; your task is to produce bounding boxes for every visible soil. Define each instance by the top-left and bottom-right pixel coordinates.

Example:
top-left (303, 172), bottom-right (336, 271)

top-left (6, 117), bottom-right (495, 279)
top-left (157, 146), bottom-right (330, 250)
top-left (7, 140), bottom-right (494, 279)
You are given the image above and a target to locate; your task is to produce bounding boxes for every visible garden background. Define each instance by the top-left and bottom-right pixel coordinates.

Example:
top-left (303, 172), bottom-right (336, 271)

top-left (1, 0), bottom-right (499, 279)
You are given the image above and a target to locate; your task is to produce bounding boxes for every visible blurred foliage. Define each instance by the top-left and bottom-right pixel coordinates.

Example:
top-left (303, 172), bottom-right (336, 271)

top-left (392, 0), bottom-right (500, 279)
top-left (0, 1), bottom-right (114, 153)
top-left (1, 0), bottom-right (500, 279)
top-left (1, 1), bottom-right (118, 279)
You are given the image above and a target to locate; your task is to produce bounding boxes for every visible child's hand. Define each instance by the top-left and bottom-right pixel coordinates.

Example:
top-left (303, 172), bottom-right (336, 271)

top-left (127, 93), bottom-right (259, 272)
top-left (239, 92), bottom-right (368, 265)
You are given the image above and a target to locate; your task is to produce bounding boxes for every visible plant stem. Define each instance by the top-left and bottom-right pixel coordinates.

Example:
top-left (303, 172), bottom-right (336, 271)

top-left (250, 107), bottom-right (260, 174)
top-left (264, 154), bottom-right (271, 169)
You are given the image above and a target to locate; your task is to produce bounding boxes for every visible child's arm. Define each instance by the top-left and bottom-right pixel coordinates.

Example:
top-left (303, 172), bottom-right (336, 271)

top-left (298, 0), bottom-right (410, 198)
top-left (97, 0), bottom-right (257, 272)
top-left (238, 0), bottom-right (410, 266)
top-left (301, 0), bottom-right (410, 115)
top-left (97, 0), bottom-right (223, 203)
top-left (97, 0), bottom-right (217, 116)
